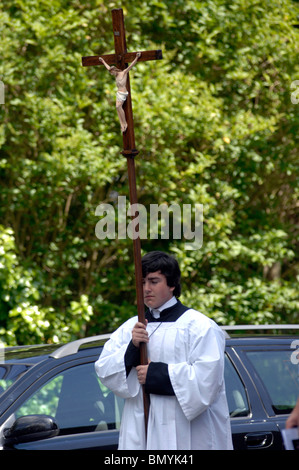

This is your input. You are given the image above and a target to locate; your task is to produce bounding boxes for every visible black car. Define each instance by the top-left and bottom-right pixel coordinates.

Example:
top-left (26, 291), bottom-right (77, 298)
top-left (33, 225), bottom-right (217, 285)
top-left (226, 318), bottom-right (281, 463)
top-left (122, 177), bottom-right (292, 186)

top-left (0, 326), bottom-right (298, 450)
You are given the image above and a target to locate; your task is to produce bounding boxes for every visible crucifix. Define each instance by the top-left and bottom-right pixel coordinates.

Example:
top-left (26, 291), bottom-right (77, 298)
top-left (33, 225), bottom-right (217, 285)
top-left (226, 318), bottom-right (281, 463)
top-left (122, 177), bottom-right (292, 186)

top-left (82, 8), bottom-right (162, 433)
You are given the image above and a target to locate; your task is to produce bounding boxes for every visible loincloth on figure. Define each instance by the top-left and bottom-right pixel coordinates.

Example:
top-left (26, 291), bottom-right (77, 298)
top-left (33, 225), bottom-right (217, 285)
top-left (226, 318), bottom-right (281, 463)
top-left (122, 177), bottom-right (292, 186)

top-left (116, 90), bottom-right (129, 102)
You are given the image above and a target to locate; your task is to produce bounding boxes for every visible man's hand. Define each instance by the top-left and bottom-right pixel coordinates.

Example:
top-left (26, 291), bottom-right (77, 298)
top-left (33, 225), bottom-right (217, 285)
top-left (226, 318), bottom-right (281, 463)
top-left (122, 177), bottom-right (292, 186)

top-left (286, 398), bottom-right (299, 429)
top-left (136, 361), bottom-right (151, 385)
top-left (132, 320), bottom-right (148, 348)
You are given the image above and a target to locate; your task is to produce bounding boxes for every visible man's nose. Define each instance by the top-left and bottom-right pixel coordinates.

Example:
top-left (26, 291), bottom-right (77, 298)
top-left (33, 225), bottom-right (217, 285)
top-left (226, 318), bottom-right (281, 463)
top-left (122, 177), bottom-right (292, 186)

top-left (143, 281), bottom-right (151, 292)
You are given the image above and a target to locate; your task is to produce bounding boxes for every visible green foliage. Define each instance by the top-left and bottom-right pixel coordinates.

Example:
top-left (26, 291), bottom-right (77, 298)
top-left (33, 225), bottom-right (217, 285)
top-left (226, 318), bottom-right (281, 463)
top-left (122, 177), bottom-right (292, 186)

top-left (0, 0), bottom-right (298, 344)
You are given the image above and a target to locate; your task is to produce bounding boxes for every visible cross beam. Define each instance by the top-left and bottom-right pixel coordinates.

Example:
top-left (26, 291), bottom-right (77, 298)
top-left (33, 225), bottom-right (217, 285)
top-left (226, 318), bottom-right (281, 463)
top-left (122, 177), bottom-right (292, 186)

top-left (82, 50), bottom-right (162, 67)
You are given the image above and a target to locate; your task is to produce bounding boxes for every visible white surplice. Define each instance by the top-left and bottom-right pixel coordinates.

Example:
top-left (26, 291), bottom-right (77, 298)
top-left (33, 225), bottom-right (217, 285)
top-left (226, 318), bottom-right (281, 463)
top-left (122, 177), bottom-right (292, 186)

top-left (95, 308), bottom-right (233, 450)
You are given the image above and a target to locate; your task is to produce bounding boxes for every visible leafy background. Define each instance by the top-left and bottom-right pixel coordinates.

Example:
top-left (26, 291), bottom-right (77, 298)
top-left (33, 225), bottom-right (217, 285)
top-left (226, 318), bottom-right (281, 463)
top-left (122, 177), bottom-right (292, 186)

top-left (0, 0), bottom-right (298, 345)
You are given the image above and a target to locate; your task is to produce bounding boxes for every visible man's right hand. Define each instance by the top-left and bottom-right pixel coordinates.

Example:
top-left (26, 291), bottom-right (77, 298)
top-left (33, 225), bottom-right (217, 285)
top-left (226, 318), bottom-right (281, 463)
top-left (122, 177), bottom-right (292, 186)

top-left (132, 321), bottom-right (148, 348)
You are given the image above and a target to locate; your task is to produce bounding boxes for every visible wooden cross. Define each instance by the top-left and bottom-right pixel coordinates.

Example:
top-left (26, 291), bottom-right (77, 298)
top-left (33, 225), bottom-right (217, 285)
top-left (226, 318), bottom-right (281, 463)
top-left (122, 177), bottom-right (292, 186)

top-left (82, 8), bottom-right (162, 434)
top-left (82, 8), bottom-right (162, 148)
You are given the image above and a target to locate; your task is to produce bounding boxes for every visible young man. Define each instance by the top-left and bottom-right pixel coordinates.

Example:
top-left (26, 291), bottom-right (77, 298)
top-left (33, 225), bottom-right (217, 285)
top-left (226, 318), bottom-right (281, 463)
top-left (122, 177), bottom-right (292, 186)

top-left (95, 251), bottom-right (233, 450)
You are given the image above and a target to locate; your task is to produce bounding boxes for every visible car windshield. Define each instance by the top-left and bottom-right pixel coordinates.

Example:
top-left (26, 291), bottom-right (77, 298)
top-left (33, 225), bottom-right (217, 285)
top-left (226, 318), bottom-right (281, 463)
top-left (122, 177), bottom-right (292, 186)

top-left (0, 364), bottom-right (31, 397)
top-left (246, 349), bottom-right (299, 414)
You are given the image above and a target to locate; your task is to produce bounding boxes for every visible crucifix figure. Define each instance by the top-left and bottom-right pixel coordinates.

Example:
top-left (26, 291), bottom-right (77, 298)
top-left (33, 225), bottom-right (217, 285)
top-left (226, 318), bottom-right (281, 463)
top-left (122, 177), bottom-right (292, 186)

top-left (82, 8), bottom-right (162, 434)
top-left (99, 52), bottom-right (141, 133)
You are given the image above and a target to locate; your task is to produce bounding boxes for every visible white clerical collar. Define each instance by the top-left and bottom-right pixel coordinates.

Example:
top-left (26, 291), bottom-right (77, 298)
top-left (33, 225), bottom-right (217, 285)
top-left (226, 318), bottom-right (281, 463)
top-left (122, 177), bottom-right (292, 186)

top-left (150, 296), bottom-right (177, 319)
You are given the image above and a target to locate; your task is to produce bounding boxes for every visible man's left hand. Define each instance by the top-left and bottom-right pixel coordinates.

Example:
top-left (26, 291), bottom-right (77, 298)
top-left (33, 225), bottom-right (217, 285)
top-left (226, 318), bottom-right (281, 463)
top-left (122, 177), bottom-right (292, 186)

top-left (136, 363), bottom-right (150, 385)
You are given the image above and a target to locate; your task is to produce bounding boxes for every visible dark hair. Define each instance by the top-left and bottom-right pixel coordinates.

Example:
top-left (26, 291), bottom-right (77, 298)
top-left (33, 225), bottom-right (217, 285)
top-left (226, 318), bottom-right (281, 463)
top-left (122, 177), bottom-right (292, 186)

top-left (141, 251), bottom-right (181, 298)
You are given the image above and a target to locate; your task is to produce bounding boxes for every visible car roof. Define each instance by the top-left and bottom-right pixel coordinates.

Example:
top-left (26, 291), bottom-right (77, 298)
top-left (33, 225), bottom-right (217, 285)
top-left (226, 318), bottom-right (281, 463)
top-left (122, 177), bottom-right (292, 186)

top-left (2, 334), bottom-right (111, 364)
top-left (221, 324), bottom-right (299, 334)
top-left (225, 336), bottom-right (297, 347)
top-left (3, 344), bottom-right (62, 364)
top-left (222, 324), bottom-right (299, 346)
top-left (1, 326), bottom-right (298, 364)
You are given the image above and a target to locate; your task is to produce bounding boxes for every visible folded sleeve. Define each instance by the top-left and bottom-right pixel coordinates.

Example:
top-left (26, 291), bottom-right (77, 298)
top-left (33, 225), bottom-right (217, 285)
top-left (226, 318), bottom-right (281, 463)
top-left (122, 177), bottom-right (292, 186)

top-left (145, 362), bottom-right (175, 396)
top-left (124, 340), bottom-right (141, 375)
top-left (95, 321), bottom-right (140, 399)
top-left (168, 324), bottom-right (225, 421)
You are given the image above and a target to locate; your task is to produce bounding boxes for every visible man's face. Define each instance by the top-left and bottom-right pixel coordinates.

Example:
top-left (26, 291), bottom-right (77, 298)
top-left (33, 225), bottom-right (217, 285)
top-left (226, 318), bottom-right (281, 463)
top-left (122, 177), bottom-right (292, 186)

top-left (109, 67), bottom-right (121, 76)
top-left (143, 271), bottom-right (174, 309)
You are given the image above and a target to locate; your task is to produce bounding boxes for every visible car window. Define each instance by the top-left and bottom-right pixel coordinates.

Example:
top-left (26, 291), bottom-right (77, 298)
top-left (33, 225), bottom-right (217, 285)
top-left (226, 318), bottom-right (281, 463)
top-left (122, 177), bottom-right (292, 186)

top-left (245, 350), bottom-right (299, 414)
top-left (224, 355), bottom-right (250, 417)
top-left (15, 362), bottom-right (124, 434)
top-left (0, 364), bottom-right (30, 397)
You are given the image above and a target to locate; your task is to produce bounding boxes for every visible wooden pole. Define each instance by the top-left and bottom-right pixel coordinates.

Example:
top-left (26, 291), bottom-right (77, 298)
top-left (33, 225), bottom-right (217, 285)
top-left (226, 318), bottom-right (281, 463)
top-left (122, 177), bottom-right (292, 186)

top-left (111, 9), bottom-right (150, 432)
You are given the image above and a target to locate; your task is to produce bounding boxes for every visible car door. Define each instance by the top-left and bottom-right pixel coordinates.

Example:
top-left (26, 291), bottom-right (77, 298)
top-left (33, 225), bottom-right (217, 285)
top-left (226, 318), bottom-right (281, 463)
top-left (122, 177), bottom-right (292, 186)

top-left (225, 350), bottom-right (283, 450)
top-left (2, 357), bottom-right (123, 450)
top-left (226, 344), bottom-right (299, 450)
top-left (240, 345), bottom-right (299, 447)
